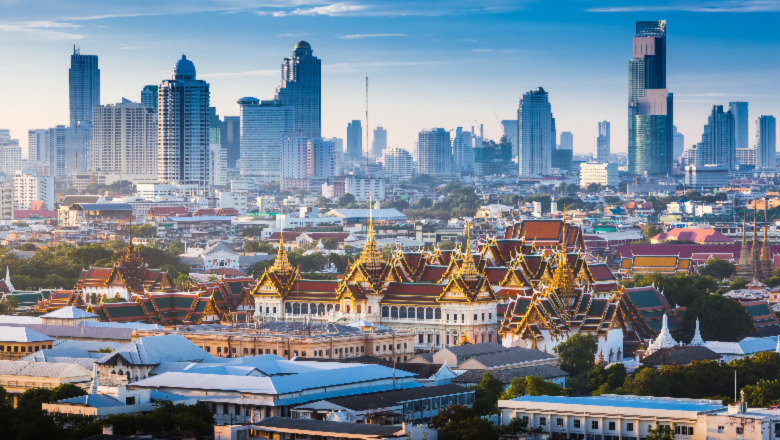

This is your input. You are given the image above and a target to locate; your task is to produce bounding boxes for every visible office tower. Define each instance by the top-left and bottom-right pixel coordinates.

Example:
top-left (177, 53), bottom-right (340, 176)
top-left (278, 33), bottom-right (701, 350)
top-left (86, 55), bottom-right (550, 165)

top-left (672, 125), bottom-right (684, 160)
top-left (729, 102), bottom-right (749, 149)
top-left (417, 128), bottom-right (452, 177)
top-left (628, 20), bottom-right (673, 175)
top-left (157, 55), bottom-right (210, 191)
top-left (210, 144), bottom-right (228, 186)
top-left (69, 46), bottom-right (100, 128)
top-left (452, 127), bottom-right (475, 173)
top-left (518, 87), bottom-right (554, 177)
top-left (307, 138), bottom-right (338, 179)
top-left (275, 41), bottom-right (321, 138)
top-left (695, 105), bottom-right (735, 170)
top-left (92, 101), bottom-right (158, 184)
top-left (559, 131), bottom-right (573, 150)
top-left (372, 126), bottom-right (387, 159)
top-left (13, 170), bottom-right (54, 211)
top-left (596, 121), bottom-right (610, 162)
top-left (736, 148), bottom-right (756, 166)
top-left (756, 115), bottom-right (777, 169)
top-left (208, 107), bottom-right (221, 146)
top-left (382, 147), bottom-right (413, 181)
top-left (474, 137), bottom-right (514, 176)
top-left (346, 120), bottom-right (363, 159)
top-left (501, 120), bottom-right (519, 158)
top-left (141, 85), bottom-right (158, 111)
top-left (281, 135), bottom-right (309, 180)
top-left (0, 134), bottom-right (22, 177)
top-left (27, 129), bottom-right (48, 163)
top-left (221, 116), bottom-right (241, 169)
top-left (238, 97), bottom-right (294, 181)
top-left (47, 125), bottom-right (67, 177)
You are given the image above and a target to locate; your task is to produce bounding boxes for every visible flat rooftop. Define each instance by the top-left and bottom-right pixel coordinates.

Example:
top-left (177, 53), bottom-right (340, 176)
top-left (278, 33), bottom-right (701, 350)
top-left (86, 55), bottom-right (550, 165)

top-left (507, 395), bottom-right (725, 413)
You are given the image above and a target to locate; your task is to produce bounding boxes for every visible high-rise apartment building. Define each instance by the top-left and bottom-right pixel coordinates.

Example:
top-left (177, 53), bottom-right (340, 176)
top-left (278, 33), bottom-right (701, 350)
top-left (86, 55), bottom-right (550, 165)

top-left (628, 20), bottom-right (673, 175)
top-left (418, 128), bottom-right (452, 177)
top-left (372, 126), bottom-right (387, 159)
top-left (307, 138), bottom-right (338, 179)
top-left (382, 147), bottom-right (413, 181)
top-left (695, 105), bottom-right (735, 171)
top-left (27, 129), bottom-right (48, 163)
top-left (281, 135), bottom-right (309, 181)
top-left (221, 116), bottom-right (241, 169)
top-left (141, 85), bottom-right (158, 111)
top-left (729, 102), bottom-right (749, 149)
top-left (596, 121), bottom-right (610, 162)
top-left (238, 97), bottom-right (294, 181)
top-left (347, 120), bottom-right (363, 160)
top-left (756, 115), bottom-right (777, 169)
top-left (92, 101), bottom-right (158, 184)
top-left (13, 170), bottom-right (54, 211)
top-left (580, 162), bottom-right (618, 188)
top-left (672, 125), bottom-right (684, 160)
top-left (559, 131), bottom-right (573, 150)
top-left (48, 125), bottom-right (67, 178)
top-left (452, 127), bottom-right (475, 173)
top-left (518, 87), bottom-right (554, 177)
top-left (69, 46), bottom-right (100, 128)
top-left (0, 133), bottom-right (22, 177)
top-left (501, 119), bottom-right (519, 158)
top-left (275, 41), bottom-right (321, 138)
top-left (157, 55), bottom-right (210, 191)
top-left (210, 144), bottom-right (228, 186)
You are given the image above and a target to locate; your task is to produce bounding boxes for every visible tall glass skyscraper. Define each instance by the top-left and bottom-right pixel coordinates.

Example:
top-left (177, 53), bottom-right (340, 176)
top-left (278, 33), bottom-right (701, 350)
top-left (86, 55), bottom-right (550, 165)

top-left (141, 85), bottom-right (158, 111)
top-left (518, 87), bottom-right (554, 177)
top-left (238, 98), bottom-right (294, 181)
top-left (69, 46), bottom-right (100, 128)
top-left (347, 120), bottom-right (363, 159)
top-left (596, 121), bottom-right (610, 162)
top-left (371, 126), bottom-right (387, 159)
top-left (756, 115), bottom-right (777, 169)
top-left (275, 41), bottom-right (321, 138)
top-left (157, 55), bottom-right (210, 191)
top-left (628, 20), bottom-right (673, 175)
top-left (729, 102), bottom-right (748, 149)
top-left (221, 116), bottom-right (241, 169)
top-left (695, 105), bottom-right (735, 170)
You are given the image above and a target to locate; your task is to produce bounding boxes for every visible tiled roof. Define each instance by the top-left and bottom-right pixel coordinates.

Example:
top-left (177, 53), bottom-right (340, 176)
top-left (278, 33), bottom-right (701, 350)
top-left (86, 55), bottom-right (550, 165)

top-left (0, 326), bottom-right (52, 342)
top-left (251, 417), bottom-right (402, 437)
top-left (300, 383), bottom-right (471, 411)
top-left (642, 346), bottom-right (721, 366)
top-left (452, 364), bottom-right (569, 384)
top-left (459, 348), bottom-right (558, 368)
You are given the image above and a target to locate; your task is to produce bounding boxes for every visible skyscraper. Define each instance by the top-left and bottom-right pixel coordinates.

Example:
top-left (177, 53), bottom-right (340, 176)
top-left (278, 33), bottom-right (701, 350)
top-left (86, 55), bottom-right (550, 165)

top-left (518, 87), bottom-right (554, 177)
top-left (382, 147), bottom-right (413, 181)
top-left (452, 127), bottom-right (475, 173)
top-left (672, 125), bottom-right (684, 160)
top-left (281, 134), bottom-right (309, 181)
top-left (372, 126), bottom-right (387, 159)
top-left (69, 46), bottom-right (100, 128)
top-left (729, 102), bottom-right (749, 149)
top-left (307, 138), bottom-right (338, 179)
top-left (141, 85), bottom-right (158, 111)
top-left (27, 129), bottom-right (49, 163)
top-left (221, 116), bottom-right (241, 169)
top-left (238, 97), bottom-right (294, 181)
top-left (157, 55), bottom-right (210, 191)
top-left (418, 128), bottom-right (452, 177)
top-left (756, 115), bottom-right (776, 169)
top-left (92, 101), bottom-right (158, 184)
top-left (695, 105), bottom-right (735, 170)
top-left (347, 120), bottom-right (363, 159)
top-left (628, 20), bottom-right (673, 175)
top-left (275, 41), bottom-right (321, 138)
top-left (501, 119), bottom-right (519, 158)
top-left (559, 131), bottom-right (573, 150)
top-left (596, 121), bottom-right (610, 162)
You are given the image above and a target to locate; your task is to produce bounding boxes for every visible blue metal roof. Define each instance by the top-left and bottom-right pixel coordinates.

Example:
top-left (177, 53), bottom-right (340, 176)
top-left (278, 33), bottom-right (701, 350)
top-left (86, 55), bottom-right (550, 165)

top-left (510, 395), bottom-right (725, 413)
top-left (74, 203), bottom-right (133, 211)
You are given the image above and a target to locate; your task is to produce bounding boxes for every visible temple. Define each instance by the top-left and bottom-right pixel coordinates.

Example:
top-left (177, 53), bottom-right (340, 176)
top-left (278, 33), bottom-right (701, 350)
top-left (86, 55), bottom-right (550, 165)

top-left (736, 205), bottom-right (774, 280)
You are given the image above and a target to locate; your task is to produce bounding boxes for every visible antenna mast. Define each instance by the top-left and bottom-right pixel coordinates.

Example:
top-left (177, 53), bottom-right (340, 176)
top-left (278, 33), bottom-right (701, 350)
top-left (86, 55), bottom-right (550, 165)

top-left (365, 75), bottom-right (370, 181)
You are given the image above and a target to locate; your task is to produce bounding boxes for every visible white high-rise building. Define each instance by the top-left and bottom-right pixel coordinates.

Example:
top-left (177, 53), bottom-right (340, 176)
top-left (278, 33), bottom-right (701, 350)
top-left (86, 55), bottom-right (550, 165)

top-left (501, 119), bottom-right (519, 158)
top-left (239, 97), bottom-right (294, 181)
top-left (518, 87), bottom-right (554, 177)
top-left (157, 55), bottom-right (210, 192)
top-left (382, 147), bottom-right (413, 181)
top-left (281, 134), bottom-right (309, 181)
top-left (756, 115), bottom-right (776, 169)
top-left (559, 131), bottom-right (573, 150)
top-left (596, 121), bottom-right (610, 162)
top-left (92, 101), bottom-right (158, 184)
top-left (0, 132), bottom-right (22, 177)
top-left (13, 170), bottom-right (54, 211)
top-left (579, 162), bottom-right (618, 188)
top-left (417, 128), bottom-right (452, 177)
top-left (452, 127), bottom-right (474, 173)
top-left (210, 144), bottom-right (228, 186)
top-left (371, 126), bottom-right (387, 159)
top-left (672, 125), bottom-right (685, 160)
top-left (307, 138), bottom-right (338, 179)
top-left (27, 129), bottom-right (49, 163)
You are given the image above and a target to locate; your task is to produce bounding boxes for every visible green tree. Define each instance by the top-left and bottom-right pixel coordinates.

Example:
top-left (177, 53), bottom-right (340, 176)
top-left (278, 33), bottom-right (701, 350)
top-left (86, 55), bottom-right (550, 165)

top-left (629, 273), bottom-right (718, 308)
top-left (167, 241), bottom-right (185, 256)
top-left (472, 372), bottom-right (504, 415)
top-left (0, 297), bottom-right (18, 315)
top-left (683, 294), bottom-right (753, 342)
top-left (522, 375), bottom-right (565, 396)
top-left (645, 424), bottom-right (675, 440)
top-left (643, 224), bottom-right (663, 242)
top-left (337, 193), bottom-right (357, 208)
top-left (69, 244), bottom-right (114, 268)
top-left (131, 224), bottom-right (157, 238)
top-left (321, 237), bottom-right (339, 249)
top-left (241, 225), bottom-right (265, 236)
top-left (742, 379), bottom-right (780, 407)
top-left (314, 196), bottom-right (331, 208)
top-left (175, 273), bottom-right (192, 291)
top-left (428, 404), bottom-right (497, 440)
top-left (499, 416), bottom-right (528, 436)
top-left (697, 258), bottom-right (736, 279)
top-left (554, 334), bottom-right (598, 377)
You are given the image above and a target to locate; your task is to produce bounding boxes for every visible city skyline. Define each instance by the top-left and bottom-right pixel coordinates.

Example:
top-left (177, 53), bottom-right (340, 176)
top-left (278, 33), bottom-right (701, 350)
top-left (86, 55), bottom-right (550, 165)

top-left (2, 1), bottom-right (780, 155)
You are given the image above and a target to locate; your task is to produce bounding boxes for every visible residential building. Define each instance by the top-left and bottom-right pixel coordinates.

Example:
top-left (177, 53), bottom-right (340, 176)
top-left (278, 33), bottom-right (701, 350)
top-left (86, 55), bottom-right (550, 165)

top-left (281, 134), bottom-right (309, 182)
top-left (518, 87), bottom-right (554, 177)
top-left (371, 126), bottom-right (387, 159)
top-left (501, 119), bottom-right (519, 158)
top-left (47, 125), bottom-right (68, 178)
top-left (382, 147), bottom-right (413, 181)
top-left (417, 128), bottom-right (453, 177)
top-left (238, 97), bottom-right (293, 181)
top-left (140, 85), bottom-right (157, 110)
top-left (347, 120), bottom-right (363, 160)
top-left (307, 138), bottom-right (338, 179)
top-left (91, 101), bottom-right (158, 184)
top-left (596, 121), bottom-right (610, 161)
top-left (221, 115), bottom-right (241, 169)
top-left (737, 148), bottom-right (758, 166)
top-left (275, 206), bottom-right (343, 229)
top-left (756, 115), bottom-right (776, 169)
top-left (0, 182), bottom-right (12, 220)
top-left (0, 136), bottom-right (22, 177)
top-left (275, 41), bottom-right (321, 138)
top-left (473, 138), bottom-right (513, 176)
top-left (157, 55), bottom-right (210, 192)
top-left (730, 101), bottom-right (749, 149)
top-left (559, 131), bottom-right (573, 150)
top-left (684, 165), bottom-right (730, 189)
top-left (696, 105), bottom-right (736, 170)
top-left (27, 129), bottom-right (48, 163)
top-left (628, 20), bottom-right (673, 175)
top-left (579, 162), bottom-right (618, 188)
top-left (210, 144), bottom-right (228, 186)
top-left (452, 127), bottom-right (475, 173)
top-left (12, 170), bottom-right (54, 210)
top-left (673, 125), bottom-right (685, 160)
top-left (343, 175), bottom-right (386, 202)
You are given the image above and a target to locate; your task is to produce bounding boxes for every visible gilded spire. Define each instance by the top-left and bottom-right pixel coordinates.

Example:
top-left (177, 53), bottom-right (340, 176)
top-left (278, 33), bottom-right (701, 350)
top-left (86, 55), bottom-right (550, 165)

top-left (553, 204), bottom-right (576, 304)
top-left (742, 211), bottom-right (747, 244)
top-left (459, 222), bottom-right (480, 282)
top-left (762, 200), bottom-right (771, 260)
top-left (358, 194), bottom-right (384, 270)
top-left (753, 206), bottom-right (761, 261)
top-left (271, 230), bottom-right (293, 275)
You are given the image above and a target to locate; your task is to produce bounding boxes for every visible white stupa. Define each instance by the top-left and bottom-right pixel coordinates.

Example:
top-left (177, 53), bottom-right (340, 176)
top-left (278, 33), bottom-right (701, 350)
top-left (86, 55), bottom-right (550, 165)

top-left (645, 314), bottom-right (677, 356)
top-left (689, 318), bottom-right (704, 346)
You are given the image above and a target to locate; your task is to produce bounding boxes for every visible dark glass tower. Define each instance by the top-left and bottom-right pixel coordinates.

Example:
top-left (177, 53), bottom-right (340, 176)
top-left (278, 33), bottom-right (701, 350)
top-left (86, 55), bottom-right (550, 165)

top-left (275, 41), bottom-right (321, 138)
top-left (69, 46), bottom-right (100, 128)
top-left (695, 105), bottom-right (736, 170)
top-left (347, 120), bottom-right (363, 159)
top-left (628, 20), bottom-right (673, 175)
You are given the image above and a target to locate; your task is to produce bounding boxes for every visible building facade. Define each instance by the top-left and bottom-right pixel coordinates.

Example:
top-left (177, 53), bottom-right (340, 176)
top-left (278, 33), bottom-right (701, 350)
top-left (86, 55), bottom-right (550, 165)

top-left (238, 97), bottom-right (293, 181)
top-left (12, 170), bottom-right (54, 210)
top-left (372, 126), bottom-right (387, 159)
top-left (518, 87), bottom-right (554, 177)
top-left (417, 128), bottom-right (453, 177)
top-left (596, 121), bottom-right (610, 162)
top-left (275, 41), bottom-right (321, 139)
top-left (69, 46), bottom-right (100, 128)
top-left (696, 105), bottom-right (736, 170)
top-left (92, 102), bottom-right (158, 184)
top-left (756, 115), bottom-right (777, 169)
top-left (382, 147), bottom-right (413, 181)
top-left (580, 162), bottom-right (618, 188)
top-left (140, 85), bottom-right (158, 111)
top-left (730, 101), bottom-right (749, 150)
top-left (684, 165), bottom-right (730, 189)
top-left (346, 120), bottom-right (363, 160)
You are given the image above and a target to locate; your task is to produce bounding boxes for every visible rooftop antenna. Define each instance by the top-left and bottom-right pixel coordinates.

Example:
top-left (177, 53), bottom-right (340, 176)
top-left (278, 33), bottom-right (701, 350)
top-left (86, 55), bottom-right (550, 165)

top-left (365, 75), bottom-right (370, 184)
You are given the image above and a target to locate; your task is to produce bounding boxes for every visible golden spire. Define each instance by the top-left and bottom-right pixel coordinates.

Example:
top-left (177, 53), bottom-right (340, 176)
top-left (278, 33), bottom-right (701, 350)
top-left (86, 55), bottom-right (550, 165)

top-left (271, 230), bottom-right (293, 275)
top-left (742, 211), bottom-right (747, 244)
top-left (358, 193), bottom-right (384, 270)
top-left (553, 204), bottom-right (576, 304)
top-left (762, 200), bottom-right (771, 260)
top-left (459, 222), bottom-right (480, 282)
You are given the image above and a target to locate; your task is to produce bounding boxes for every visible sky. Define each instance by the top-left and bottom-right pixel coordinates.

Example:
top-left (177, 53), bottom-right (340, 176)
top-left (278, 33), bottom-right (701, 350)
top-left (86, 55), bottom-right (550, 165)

top-left (1, 0), bottom-right (780, 156)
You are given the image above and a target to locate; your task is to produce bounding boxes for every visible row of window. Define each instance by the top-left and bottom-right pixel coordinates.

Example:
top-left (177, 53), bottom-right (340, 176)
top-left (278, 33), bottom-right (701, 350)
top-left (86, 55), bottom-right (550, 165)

top-left (531, 416), bottom-right (693, 436)
top-left (205, 345), bottom-right (371, 358)
top-left (382, 306), bottom-right (439, 320)
top-left (0, 344), bottom-right (52, 353)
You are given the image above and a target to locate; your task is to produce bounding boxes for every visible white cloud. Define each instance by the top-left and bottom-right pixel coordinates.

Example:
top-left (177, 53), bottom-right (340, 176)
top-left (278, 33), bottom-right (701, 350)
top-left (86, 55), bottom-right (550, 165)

top-left (472, 48), bottom-right (494, 52)
top-left (0, 20), bottom-right (83, 40)
top-left (289, 2), bottom-right (368, 16)
top-left (200, 68), bottom-right (278, 78)
top-left (587, 0), bottom-right (780, 13)
top-left (340, 33), bottom-right (405, 39)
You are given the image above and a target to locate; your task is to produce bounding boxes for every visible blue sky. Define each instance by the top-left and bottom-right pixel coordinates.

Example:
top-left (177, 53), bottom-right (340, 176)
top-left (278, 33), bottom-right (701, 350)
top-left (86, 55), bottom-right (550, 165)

top-left (1, 0), bottom-right (779, 156)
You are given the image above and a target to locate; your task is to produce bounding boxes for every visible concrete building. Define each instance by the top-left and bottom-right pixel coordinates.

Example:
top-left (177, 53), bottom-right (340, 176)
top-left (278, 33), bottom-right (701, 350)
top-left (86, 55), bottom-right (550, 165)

top-left (518, 87), bottom-right (554, 177)
top-left (696, 105), bottom-right (736, 170)
top-left (452, 127), bottom-right (475, 173)
top-left (13, 170), bottom-right (54, 210)
top-left (239, 97), bottom-right (294, 181)
top-left (737, 148), bottom-right (758, 167)
top-left (730, 101), bottom-right (749, 149)
top-left (756, 115), bottom-right (776, 169)
top-left (341, 175), bottom-right (386, 202)
top-left (502, 119), bottom-right (519, 158)
top-left (559, 131), bottom-right (573, 150)
top-left (0, 360), bottom-right (90, 407)
top-left (91, 101), bottom-right (158, 184)
top-left (382, 147), bottom-right (413, 181)
top-left (27, 129), bottom-right (48, 163)
top-left (596, 121), bottom-right (610, 162)
top-left (275, 206), bottom-right (343, 230)
top-left (580, 162), bottom-right (618, 188)
top-left (347, 120), bottom-right (363, 160)
top-left (673, 125), bottom-right (685, 160)
top-left (140, 84), bottom-right (157, 111)
top-left (417, 128), bottom-right (452, 177)
top-left (275, 41), bottom-right (321, 139)
top-left (69, 46), bottom-right (100, 128)
top-left (684, 165), bottom-right (730, 189)
top-left (210, 144), bottom-right (228, 186)
top-left (221, 115), bottom-right (241, 169)
top-left (0, 137), bottom-right (22, 177)
top-left (371, 126), bottom-right (387, 159)
top-left (307, 138), bottom-right (339, 179)
top-left (0, 182), bottom-right (12, 220)
top-left (157, 55), bottom-right (210, 192)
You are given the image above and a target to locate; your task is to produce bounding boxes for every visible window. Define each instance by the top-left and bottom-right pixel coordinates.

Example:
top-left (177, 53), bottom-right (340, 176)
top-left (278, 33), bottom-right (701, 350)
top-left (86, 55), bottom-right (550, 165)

top-left (605, 421), bottom-right (614, 431)
top-left (539, 417), bottom-right (546, 426)
top-left (474, 313), bottom-right (478, 321)
top-left (453, 314), bottom-right (458, 322)
top-left (481, 313), bottom-right (485, 321)
top-left (591, 421), bottom-right (598, 429)
top-left (125, 396), bottom-right (135, 405)
top-left (626, 423), bottom-right (634, 432)
top-left (489, 313), bottom-right (492, 320)
top-left (573, 420), bottom-right (580, 428)
top-left (737, 426), bottom-right (744, 435)
top-left (521, 416), bottom-right (529, 424)
top-left (446, 314), bottom-right (450, 321)
top-left (717, 426), bottom-right (724, 433)
top-left (556, 418), bottom-right (563, 427)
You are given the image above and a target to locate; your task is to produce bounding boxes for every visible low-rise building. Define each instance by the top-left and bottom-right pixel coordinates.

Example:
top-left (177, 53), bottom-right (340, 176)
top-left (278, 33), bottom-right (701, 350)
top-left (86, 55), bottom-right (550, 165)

top-left (0, 360), bottom-right (91, 407)
top-left (580, 162), bottom-right (618, 188)
top-left (0, 326), bottom-right (54, 360)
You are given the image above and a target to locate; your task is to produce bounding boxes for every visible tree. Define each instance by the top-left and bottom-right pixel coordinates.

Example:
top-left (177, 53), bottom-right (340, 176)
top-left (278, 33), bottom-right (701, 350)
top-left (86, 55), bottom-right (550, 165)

top-left (629, 273), bottom-right (718, 308)
top-left (241, 225), bottom-right (265, 237)
top-left (645, 424), bottom-right (674, 440)
top-left (0, 297), bottom-right (17, 315)
top-left (499, 417), bottom-right (528, 436)
top-left (472, 372), bottom-right (503, 415)
top-left (175, 273), bottom-right (192, 291)
top-left (643, 224), bottom-right (663, 242)
top-left (321, 237), bottom-right (339, 250)
top-left (337, 193), bottom-right (357, 208)
top-left (698, 258), bottom-right (736, 279)
top-left (69, 244), bottom-right (114, 268)
top-left (523, 375), bottom-right (565, 396)
top-left (428, 404), bottom-right (497, 440)
top-left (131, 224), bottom-right (157, 238)
top-left (167, 241), bottom-right (185, 256)
top-left (683, 294), bottom-right (753, 342)
top-left (554, 334), bottom-right (598, 377)
top-left (742, 379), bottom-right (780, 407)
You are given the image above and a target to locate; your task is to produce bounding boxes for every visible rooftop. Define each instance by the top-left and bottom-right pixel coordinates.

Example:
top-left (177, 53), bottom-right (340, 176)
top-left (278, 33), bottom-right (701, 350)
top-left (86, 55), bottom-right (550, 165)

top-left (251, 417), bottom-right (400, 438)
top-left (507, 395), bottom-right (725, 413)
top-left (0, 325), bottom-right (52, 343)
top-left (40, 306), bottom-right (98, 319)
